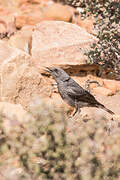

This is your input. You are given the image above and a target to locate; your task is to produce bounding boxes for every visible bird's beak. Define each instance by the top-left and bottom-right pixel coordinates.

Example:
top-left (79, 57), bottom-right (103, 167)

top-left (45, 67), bottom-right (53, 73)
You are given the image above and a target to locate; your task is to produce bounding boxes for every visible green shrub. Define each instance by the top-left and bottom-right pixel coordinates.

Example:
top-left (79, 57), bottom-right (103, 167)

top-left (81, 0), bottom-right (120, 77)
top-left (0, 102), bottom-right (120, 179)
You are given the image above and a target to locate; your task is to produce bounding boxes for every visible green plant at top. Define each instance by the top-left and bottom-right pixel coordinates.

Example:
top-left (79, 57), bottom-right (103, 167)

top-left (81, 0), bottom-right (120, 77)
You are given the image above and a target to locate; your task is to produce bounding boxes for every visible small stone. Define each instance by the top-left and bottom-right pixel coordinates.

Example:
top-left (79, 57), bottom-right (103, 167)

top-left (75, 15), bottom-right (95, 34)
top-left (92, 87), bottom-right (114, 96)
top-left (8, 25), bottom-right (34, 53)
top-left (113, 115), bottom-right (120, 122)
top-left (43, 3), bottom-right (74, 22)
top-left (103, 79), bottom-right (120, 93)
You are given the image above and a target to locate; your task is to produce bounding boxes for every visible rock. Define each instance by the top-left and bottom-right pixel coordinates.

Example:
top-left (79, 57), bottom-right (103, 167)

top-left (80, 107), bottom-right (107, 121)
top-left (92, 87), bottom-right (114, 96)
top-left (43, 3), bottom-right (74, 22)
top-left (113, 115), bottom-right (120, 122)
top-left (16, 3), bottom-right (45, 28)
top-left (103, 79), bottom-right (120, 93)
top-left (0, 0), bottom-right (19, 7)
top-left (0, 40), bottom-right (30, 101)
top-left (8, 25), bottom-right (34, 54)
top-left (0, 40), bottom-right (48, 108)
top-left (16, 13), bottom-right (43, 29)
top-left (18, 0), bottom-right (50, 7)
top-left (31, 21), bottom-right (97, 68)
top-left (0, 15), bottom-right (16, 38)
top-left (75, 15), bottom-right (95, 34)
top-left (0, 20), bottom-right (6, 34)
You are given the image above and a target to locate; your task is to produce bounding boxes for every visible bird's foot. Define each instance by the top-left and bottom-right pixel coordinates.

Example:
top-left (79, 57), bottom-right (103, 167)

top-left (68, 107), bottom-right (81, 118)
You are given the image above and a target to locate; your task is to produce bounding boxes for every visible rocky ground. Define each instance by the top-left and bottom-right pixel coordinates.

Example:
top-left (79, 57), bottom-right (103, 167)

top-left (0, 0), bottom-right (120, 179)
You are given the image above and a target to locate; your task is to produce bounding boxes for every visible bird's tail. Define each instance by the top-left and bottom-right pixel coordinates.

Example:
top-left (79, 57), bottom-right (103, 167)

top-left (96, 103), bottom-right (114, 115)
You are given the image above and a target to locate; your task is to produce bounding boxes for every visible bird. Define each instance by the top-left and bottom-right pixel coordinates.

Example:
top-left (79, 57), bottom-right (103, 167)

top-left (46, 67), bottom-right (114, 116)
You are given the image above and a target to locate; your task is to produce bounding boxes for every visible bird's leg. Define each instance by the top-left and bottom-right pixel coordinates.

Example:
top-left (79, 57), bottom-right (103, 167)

top-left (72, 106), bottom-right (81, 117)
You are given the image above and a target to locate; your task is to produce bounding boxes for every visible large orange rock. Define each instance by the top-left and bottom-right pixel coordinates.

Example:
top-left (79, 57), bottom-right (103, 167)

top-left (16, 3), bottom-right (45, 28)
top-left (31, 21), bottom-right (97, 68)
top-left (0, 40), bottom-right (31, 102)
top-left (0, 40), bottom-right (47, 108)
top-left (43, 3), bottom-right (74, 22)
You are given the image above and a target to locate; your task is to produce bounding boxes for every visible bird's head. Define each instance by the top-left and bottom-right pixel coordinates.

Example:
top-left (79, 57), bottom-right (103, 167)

top-left (46, 67), bottom-right (70, 83)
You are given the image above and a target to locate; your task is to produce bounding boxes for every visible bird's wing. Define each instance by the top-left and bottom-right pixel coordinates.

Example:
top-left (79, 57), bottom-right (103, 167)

top-left (67, 83), bottom-right (97, 104)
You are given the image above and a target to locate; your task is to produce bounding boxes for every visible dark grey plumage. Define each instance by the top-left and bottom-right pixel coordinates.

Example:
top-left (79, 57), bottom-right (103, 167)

top-left (46, 67), bottom-right (114, 116)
